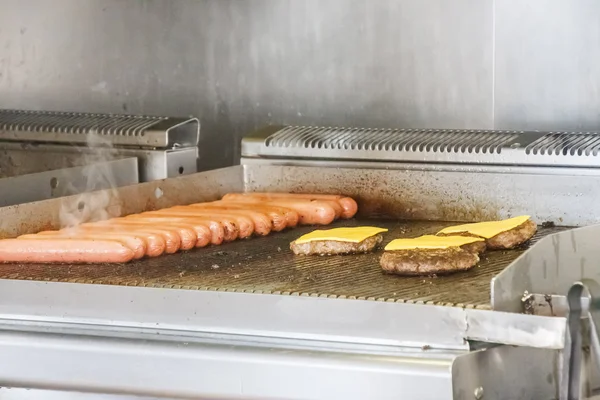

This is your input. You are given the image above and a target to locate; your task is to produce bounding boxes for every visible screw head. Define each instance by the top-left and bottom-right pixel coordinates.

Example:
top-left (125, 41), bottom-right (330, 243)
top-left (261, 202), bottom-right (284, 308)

top-left (474, 386), bottom-right (484, 399)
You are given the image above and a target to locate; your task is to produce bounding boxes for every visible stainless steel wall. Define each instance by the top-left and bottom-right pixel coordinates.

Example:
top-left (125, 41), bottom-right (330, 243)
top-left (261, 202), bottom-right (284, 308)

top-left (0, 0), bottom-right (598, 169)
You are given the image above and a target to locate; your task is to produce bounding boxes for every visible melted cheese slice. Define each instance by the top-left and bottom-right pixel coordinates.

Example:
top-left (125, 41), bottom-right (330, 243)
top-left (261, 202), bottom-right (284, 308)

top-left (385, 235), bottom-right (484, 251)
top-left (437, 216), bottom-right (531, 239)
top-left (293, 227), bottom-right (388, 244)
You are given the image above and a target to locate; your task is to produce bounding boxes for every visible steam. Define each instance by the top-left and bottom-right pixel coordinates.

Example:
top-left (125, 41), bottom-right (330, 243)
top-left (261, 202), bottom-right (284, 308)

top-left (58, 131), bottom-right (122, 228)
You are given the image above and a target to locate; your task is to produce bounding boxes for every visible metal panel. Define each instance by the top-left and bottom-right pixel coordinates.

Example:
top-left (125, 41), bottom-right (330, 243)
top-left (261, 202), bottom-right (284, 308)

top-left (494, 0), bottom-right (600, 131)
top-left (0, 279), bottom-right (567, 350)
top-left (0, 0), bottom-right (494, 169)
top-left (0, 327), bottom-right (455, 400)
top-left (452, 346), bottom-right (559, 400)
top-left (0, 142), bottom-right (198, 183)
top-left (492, 224), bottom-right (600, 313)
top-left (0, 158), bottom-right (138, 207)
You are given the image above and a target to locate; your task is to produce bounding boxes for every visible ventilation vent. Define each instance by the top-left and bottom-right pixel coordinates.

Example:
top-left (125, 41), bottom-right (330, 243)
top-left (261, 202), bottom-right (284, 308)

top-left (0, 109), bottom-right (200, 148)
top-left (242, 125), bottom-right (600, 168)
top-left (526, 132), bottom-right (600, 156)
top-left (265, 126), bottom-right (519, 154)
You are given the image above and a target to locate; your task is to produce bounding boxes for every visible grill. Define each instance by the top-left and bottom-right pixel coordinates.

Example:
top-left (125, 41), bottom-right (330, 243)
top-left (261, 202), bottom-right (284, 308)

top-left (0, 218), bottom-right (567, 308)
top-left (1, 124), bottom-right (598, 399)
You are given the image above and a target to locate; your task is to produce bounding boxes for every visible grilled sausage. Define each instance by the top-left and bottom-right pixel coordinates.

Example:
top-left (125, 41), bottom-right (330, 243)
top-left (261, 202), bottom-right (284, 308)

top-left (78, 223), bottom-right (181, 254)
top-left (0, 239), bottom-right (135, 264)
top-left (199, 201), bottom-right (296, 231)
top-left (128, 214), bottom-right (225, 245)
top-left (21, 231), bottom-right (147, 260)
top-left (223, 193), bottom-right (358, 219)
top-left (221, 197), bottom-right (336, 225)
top-left (120, 217), bottom-right (212, 248)
top-left (187, 204), bottom-right (272, 236)
top-left (144, 210), bottom-right (238, 242)
top-left (162, 207), bottom-right (253, 239)
top-left (106, 219), bottom-right (198, 250)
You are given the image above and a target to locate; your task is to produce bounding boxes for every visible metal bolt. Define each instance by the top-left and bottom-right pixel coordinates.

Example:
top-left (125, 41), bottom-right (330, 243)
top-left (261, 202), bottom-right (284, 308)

top-left (474, 386), bottom-right (484, 399)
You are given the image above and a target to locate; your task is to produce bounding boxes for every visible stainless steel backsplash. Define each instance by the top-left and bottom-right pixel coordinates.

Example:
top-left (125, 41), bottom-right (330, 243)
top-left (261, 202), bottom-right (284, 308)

top-left (0, 0), bottom-right (598, 169)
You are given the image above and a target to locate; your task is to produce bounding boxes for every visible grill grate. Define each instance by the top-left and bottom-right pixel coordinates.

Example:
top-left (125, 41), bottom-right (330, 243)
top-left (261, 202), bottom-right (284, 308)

top-left (0, 109), bottom-right (200, 148)
top-left (0, 219), bottom-right (569, 308)
top-left (243, 125), bottom-right (600, 168)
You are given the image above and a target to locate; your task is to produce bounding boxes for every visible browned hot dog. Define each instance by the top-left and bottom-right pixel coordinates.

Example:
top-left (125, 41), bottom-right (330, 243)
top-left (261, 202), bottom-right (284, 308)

top-left (198, 201), bottom-right (294, 231)
top-left (54, 228), bottom-right (167, 257)
top-left (223, 193), bottom-right (358, 219)
top-left (144, 210), bottom-right (238, 242)
top-left (21, 230), bottom-right (147, 260)
top-left (163, 207), bottom-right (253, 239)
top-left (129, 214), bottom-right (225, 245)
top-left (107, 219), bottom-right (198, 251)
top-left (78, 223), bottom-right (182, 254)
top-left (120, 217), bottom-right (212, 248)
top-left (0, 239), bottom-right (135, 264)
top-left (223, 198), bottom-right (337, 225)
top-left (187, 204), bottom-right (272, 236)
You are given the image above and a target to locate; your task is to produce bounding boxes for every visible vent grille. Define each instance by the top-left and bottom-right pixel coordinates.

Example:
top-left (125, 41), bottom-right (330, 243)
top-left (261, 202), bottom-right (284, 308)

top-left (526, 132), bottom-right (600, 156)
top-left (0, 110), bottom-right (164, 137)
top-left (242, 125), bottom-right (600, 168)
top-left (0, 109), bottom-right (199, 148)
top-left (265, 126), bottom-right (518, 154)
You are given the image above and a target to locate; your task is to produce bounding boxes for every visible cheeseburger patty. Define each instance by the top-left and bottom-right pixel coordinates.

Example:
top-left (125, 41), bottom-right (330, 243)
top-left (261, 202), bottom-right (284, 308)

top-left (290, 234), bottom-right (383, 255)
top-left (380, 247), bottom-right (479, 276)
top-left (438, 219), bottom-right (537, 250)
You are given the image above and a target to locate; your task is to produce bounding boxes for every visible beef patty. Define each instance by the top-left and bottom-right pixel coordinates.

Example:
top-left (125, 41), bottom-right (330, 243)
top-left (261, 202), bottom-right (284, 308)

top-left (380, 247), bottom-right (480, 276)
top-left (290, 234), bottom-right (383, 255)
top-left (438, 219), bottom-right (537, 250)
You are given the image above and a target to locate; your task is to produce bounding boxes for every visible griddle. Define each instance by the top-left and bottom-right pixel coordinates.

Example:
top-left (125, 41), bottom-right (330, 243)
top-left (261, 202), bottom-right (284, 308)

top-left (0, 218), bottom-right (568, 307)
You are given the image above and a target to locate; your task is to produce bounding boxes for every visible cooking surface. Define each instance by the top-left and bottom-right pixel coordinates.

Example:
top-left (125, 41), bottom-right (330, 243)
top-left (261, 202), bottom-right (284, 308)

top-left (0, 219), bottom-right (569, 307)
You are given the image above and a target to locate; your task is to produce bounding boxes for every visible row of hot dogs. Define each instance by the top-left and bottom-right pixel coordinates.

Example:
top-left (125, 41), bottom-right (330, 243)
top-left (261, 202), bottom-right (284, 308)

top-left (0, 193), bottom-right (359, 264)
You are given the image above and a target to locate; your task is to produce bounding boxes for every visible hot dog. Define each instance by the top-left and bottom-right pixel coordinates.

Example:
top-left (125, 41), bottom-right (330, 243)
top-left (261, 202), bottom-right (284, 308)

top-left (106, 219), bottom-right (198, 250)
top-left (187, 204), bottom-right (272, 236)
top-left (161, 207), bottom-right (253, 239)
top-left (78, 223), bottom-right (182, 254)
top-left (144, 210), bottom-right (239, 242)
top-left (0, 239), bottom-right (135, 263)
top-left (119, 217), bottom-right (212, 248)
top-left (197, 201), bottom-right (295, 231)
top-left (20, 231), bottom-right (147, 260)
top-left (220, 197), bottom-right (337, 225)
top-left (127, 214), bottom-right (225, 245)
top-left (223, 193), bottom-right (358, 219)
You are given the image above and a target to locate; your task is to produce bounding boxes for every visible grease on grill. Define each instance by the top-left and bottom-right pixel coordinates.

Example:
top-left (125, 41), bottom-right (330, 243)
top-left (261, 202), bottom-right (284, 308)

top-left (0, 219), bottom-right (568, 307)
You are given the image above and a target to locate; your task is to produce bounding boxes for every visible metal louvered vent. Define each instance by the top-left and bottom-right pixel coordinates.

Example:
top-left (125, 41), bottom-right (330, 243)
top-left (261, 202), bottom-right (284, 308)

top-left (526, 132), bottom-right (600, 157)
top-left (0, 109), bottom-right (199, 148)
top-left (242, 125), bottom-right (600, 168)
top-left (264, 126), bottom-right (518, 154)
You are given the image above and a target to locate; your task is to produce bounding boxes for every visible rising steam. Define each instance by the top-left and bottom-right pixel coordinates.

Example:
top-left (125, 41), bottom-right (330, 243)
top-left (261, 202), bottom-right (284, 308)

top-left (58, 131), bottom-right (122, 228)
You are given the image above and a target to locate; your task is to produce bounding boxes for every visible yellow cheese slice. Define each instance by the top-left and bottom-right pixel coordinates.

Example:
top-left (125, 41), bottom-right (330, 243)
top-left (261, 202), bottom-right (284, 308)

top-left (384, 235), bottom-right (484, 251)
top-left (437, 216), bottom-right (531, 239)
top-left (293, 227), bottom-right (388, 244)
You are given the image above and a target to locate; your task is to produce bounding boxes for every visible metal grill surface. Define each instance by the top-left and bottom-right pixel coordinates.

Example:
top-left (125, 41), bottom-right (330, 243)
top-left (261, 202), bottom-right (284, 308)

top-left (0, 219), bottom-right (568, 308)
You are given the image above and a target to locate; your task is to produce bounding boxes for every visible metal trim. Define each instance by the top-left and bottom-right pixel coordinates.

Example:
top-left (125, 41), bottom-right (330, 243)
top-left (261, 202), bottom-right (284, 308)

top-left (0, 279), bottom-right (566, 350)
